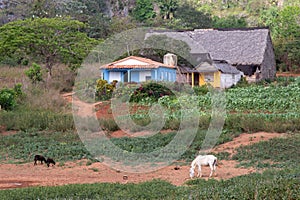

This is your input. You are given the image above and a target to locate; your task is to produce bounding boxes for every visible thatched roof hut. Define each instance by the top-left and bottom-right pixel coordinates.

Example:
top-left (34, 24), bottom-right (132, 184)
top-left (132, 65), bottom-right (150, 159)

top-left (146, 28), bottom-right (276, 82)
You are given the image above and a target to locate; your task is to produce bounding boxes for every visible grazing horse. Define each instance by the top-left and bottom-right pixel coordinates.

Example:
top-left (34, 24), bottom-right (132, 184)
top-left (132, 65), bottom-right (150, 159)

top-left (46, 158), bottom-right (56, 167)
top-left (189, 155), bottom-right (217, 178)
top-left (34, 155), bottom-right (47, 165)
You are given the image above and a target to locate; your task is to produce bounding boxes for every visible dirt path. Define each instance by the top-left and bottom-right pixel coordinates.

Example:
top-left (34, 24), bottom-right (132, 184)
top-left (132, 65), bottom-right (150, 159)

top-left (0, 131), bottom-right (286, 189)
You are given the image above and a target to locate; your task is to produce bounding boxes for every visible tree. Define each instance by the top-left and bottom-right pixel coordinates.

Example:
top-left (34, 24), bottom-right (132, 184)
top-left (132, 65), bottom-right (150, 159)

top-left (258, 6), bottom-right (279, 36)
top-left (131, 0), bottom-right (156, 22)
top-left (174, 4), bottom-right (212, 29)
top-left (274, 6), bottom-right (300, 71)
top-left (156, 0), bottom-right (178, 19)
top-left (212, 15), bottom-right (247, 28)
top-left (0, 17), bottom-right (99, 77)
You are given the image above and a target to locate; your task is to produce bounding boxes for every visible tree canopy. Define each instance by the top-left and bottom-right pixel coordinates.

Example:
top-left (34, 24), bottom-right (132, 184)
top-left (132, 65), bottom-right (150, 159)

top-left (0, 17), bottom-right (99, 75)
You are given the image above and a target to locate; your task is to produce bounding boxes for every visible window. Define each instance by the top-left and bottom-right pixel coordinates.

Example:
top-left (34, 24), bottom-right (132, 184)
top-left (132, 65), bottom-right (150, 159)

top-left (204, 73), bottom-right (214, 82)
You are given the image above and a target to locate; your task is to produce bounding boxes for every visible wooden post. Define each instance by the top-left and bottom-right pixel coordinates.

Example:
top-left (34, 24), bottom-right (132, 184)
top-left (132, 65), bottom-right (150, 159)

top-left (187, 73), bottom-right (189, 84)
top-left (192, 72), bottom-right (194, 87)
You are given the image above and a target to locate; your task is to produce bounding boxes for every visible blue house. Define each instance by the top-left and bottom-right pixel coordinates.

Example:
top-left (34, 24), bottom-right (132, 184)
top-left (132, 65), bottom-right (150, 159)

top-left (100, 56), bottom-right (177, 83)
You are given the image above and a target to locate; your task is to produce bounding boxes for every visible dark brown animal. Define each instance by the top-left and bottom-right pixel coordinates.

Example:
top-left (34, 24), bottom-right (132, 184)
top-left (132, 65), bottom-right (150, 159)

top-left (46, 158), bottom-right (56, 167)
top-left (34, 155), bottom-right (47, 165)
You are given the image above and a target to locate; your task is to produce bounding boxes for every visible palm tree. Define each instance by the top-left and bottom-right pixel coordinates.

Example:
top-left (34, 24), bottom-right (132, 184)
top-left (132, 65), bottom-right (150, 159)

top-left (157, 0), bottom-right (178, 19)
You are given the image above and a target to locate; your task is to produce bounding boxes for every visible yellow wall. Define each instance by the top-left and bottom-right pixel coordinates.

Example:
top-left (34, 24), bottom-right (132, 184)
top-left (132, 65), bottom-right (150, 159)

top-left (199, 71), bottom-right (221, 88)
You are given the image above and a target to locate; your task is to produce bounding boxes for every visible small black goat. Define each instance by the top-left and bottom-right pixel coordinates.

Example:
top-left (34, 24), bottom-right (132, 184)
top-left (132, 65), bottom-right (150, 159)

top-left (46, 158), bottom-right (56, 167)
top-left (34, 155), bottom-right (47, 165)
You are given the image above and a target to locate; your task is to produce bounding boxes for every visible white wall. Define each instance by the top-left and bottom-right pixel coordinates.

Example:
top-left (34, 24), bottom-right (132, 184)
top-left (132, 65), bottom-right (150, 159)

top-left (139, 71), bottom-right (152, 82)
top-left (220, 73), bottom-right (242, 88)
top-left (115, 59), bottom-right (148, 66)
top-left (109, 72), bottom-right (121, 82)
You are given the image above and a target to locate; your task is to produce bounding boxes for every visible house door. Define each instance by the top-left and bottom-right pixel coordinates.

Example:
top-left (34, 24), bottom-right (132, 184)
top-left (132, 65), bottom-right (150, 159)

top-left (194, 73), bottom-right (199, 86)
top-left (123, 72), bottom-right (128, 82)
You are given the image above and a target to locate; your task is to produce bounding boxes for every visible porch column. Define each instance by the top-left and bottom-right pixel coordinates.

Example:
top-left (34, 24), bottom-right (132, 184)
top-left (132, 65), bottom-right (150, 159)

top-left (199, 74), bottom-right (201, 86)
top-left (187, 73), bottom-right (189, 84)
top-left (128, 70), bottom-right (131, 82)
top-left (192, 72), bottom-right (194, 88)
top-left (103, 70), bottom-right (109, 82)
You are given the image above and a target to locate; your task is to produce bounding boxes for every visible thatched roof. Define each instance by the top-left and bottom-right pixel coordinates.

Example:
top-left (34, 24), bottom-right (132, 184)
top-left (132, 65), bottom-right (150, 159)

top-left (195, 60), bottom-right (241, 74)
top-left (145, 31), bottom-right (206, 54)
top-left (146, 28), bottom-right (271, 66)
top-left (178, 66), bottom-right (198, 73)
top-left (101, 56), bottom-right (176, 69)
top-left (195, 62), bottom-right (218, 73)
top-left (214, 61), bottom-right (242, 74)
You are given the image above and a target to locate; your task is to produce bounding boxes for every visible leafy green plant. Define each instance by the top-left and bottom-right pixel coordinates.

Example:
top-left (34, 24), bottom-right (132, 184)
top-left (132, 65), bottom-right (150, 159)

top-left (0, 88), bottom-right (17, 110)
top-left (25, 63), bottom-right (43, 84)
top-left (0, 84), bottom-right (23, 110)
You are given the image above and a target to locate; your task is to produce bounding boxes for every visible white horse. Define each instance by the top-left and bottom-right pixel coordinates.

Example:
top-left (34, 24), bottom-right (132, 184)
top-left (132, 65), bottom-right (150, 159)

top-left (189, 155), bottom-right (217, 178)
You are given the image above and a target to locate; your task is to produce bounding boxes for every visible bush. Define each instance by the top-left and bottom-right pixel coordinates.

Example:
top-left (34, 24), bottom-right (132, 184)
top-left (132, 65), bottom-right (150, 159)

top-left (0, 88), bottom-right (16, 110)
top-left (130, 82), bottom-right (175, 103)
top-left (193, 85), bottom-right (209, 95)
top-left (24, 63), bottom-right (43, 84)
top-left (0, 84), bottom-right (23, 110)
top-left (95, 79), bottom-right (115, 101)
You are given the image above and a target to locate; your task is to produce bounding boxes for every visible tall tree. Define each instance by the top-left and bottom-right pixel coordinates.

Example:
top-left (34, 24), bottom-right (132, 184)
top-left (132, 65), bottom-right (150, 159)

top-left (274, 6), bottom-right (300, 71)
top-left (0, 17), bottom-right (99, 77)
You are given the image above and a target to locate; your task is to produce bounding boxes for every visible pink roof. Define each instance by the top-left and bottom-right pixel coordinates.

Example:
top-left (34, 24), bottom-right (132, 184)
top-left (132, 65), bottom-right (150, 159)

top-left (100, 56), bottom-right (176, 69)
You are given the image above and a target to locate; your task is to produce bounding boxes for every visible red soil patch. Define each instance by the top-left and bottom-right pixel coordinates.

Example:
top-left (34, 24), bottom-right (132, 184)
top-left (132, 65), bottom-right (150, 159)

top-left (276, 73), bottom-right (300, 77)
top-left (0, 159), bottom-right (255, 189)
top-left (212, 132), bottom-right (287, 157)
top-left (0, 132), bottom-right (286, 190)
